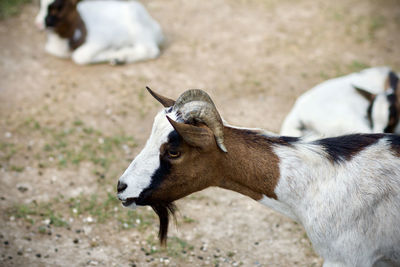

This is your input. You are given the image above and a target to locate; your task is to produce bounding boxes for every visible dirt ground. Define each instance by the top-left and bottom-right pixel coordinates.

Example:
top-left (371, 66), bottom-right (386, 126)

top-left (1, 0), bottom-right (400, 266)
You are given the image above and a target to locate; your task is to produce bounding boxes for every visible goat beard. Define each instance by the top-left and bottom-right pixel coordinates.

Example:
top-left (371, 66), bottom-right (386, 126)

top-left (151, 202), bottom-right (177, 246)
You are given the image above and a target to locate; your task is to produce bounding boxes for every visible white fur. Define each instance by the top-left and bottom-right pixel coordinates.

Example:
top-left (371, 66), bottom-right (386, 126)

top-left (258, 195), bottom-right (298, 221)
top-left (280, 67), bottom-right (399, 138)
top-left (36, 0), bottom-right (71, 57)
top-left (35, 0), bottom-right (52, 29)
top-left (36, 0), bottom-right (164, 64)
top-left (118, 110), bottom-right (176, 207)
top-left (371, 94), bottom-right (390, 132)
top-left (119, 103), bottom-right (400, 266)
top-left (269, 139), bottom-right (400, 266)
top-left (45, 32), bottom-right (70, 58)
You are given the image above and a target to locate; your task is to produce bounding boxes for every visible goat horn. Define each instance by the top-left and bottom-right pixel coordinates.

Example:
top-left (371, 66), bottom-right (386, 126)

top-left (352, 85), bottom-right (376, 102)
top-left (174, 89), bottom-right (227, 153)
top-left (146, 86), bottom-right (175, 108)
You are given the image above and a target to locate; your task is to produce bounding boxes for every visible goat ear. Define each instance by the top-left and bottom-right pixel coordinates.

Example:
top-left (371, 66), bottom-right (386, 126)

top-left (147, 87), bottom-right (175, 108)
top-left (166, 116), bottom-right (214, 149)
top-left (353, 85), bottom-right (376, 103)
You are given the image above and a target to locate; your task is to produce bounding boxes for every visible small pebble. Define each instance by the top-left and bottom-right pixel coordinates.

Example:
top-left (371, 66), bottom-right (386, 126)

top-left (36, 253), bottom-right (41, 258)
top-left (4, 241), bottom-right (9, 245)
top-left (17, 186), bottom-right (28, 193)
top-left (73, 238), bottom-right (79, 244)
top-left (17, 251), bottom-right (23, 256)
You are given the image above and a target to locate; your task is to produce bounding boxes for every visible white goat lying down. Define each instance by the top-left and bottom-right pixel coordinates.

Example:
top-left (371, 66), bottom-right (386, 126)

top-left (117, 88), bottom-right (400, 267)
top-left (35, 0), bottom-right (164, 65)
top-left (281, 67), bottom-right (400, 138)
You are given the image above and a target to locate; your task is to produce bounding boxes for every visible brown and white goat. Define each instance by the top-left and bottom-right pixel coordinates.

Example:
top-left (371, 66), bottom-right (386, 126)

top-left (35, 0), bottom-right (164, 64)
top-left (117, 88), bottom-right (400, 267)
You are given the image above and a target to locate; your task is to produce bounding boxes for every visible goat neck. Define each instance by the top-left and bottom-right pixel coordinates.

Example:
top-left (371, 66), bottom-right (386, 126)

top-left (215, 127), bottom-right (291, 200)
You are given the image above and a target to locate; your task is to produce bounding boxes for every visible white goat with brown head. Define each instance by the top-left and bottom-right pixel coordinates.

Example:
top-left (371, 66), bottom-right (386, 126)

top-left (117, 88), bottom-right (400, 267)
top-left (35, 0), bottom-right (164, 65)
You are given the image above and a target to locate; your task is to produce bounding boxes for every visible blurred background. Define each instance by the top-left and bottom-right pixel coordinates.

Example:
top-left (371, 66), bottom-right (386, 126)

top-left (0, 0), bottom-right (400, 266)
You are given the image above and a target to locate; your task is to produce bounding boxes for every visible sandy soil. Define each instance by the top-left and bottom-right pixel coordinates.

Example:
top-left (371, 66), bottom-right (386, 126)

top-left (1, 0), bottom-right (400, 266)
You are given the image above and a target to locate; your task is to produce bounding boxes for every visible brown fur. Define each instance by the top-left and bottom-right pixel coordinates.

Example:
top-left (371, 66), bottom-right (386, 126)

top-left (138, 89), bottom-right (283, 244)
top-left (384, 71), bottom-right (400, 100)
top-left (151, 203), bottom-right (176, 246)
top-left (217, 127), bottom-right (281, 200)
top-left (385, 71), bottom-right (400, 133)
top-left (52, 0), bottom-right (86, 50)
top-left (389, 135), bottom-right (400, 157)
top-left (138, 123), bottom-right (283, 244)
top-left (146, 125), bottom-right (222, 203)
top-left (356, 71), bottom-right (400, 132)
top-left (384, 74), bottom-right (390, 91)
top-left (147, 125), bottom-right (281, 205)
top-left (143, 124), bottom-right (282, 245)
top-left (384, 70), bottom-right (400, 103)
top-left (393, 146), bottom-right (400, 157)
top-left (354, 86), bottom-right (376, 103)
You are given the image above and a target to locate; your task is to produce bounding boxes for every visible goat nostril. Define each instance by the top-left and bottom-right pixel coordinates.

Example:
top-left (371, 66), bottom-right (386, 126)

top-left (117, 181), bottom-right (127, 193)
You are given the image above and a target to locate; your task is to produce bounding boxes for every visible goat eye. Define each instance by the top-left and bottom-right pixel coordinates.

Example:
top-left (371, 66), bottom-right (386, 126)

top-left (167, 150), bottom-right (181, 159)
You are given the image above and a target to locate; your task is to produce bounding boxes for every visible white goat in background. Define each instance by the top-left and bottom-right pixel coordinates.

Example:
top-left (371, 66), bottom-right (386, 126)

top-left (280, 67), bottom-right (400, 139)
top-left (35, 0), bottom-right (164, 65)
top-left (117, 88), bottom-right (400, 267)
